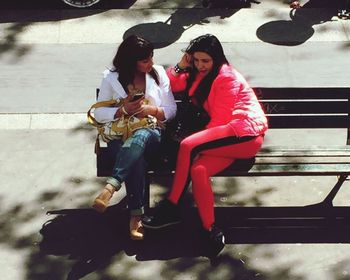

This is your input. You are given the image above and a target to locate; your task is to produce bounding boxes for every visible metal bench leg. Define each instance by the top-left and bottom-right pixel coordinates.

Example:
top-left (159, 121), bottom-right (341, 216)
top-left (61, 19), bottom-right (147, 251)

top-left (320, 175), bottom-right (348, 207)
top-left (144, 174), bottom-right (151, 210)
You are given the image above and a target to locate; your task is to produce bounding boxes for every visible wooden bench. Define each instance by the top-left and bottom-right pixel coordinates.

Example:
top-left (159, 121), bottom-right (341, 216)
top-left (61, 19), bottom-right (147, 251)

top-left (95, 87), bottom-right (350, 210)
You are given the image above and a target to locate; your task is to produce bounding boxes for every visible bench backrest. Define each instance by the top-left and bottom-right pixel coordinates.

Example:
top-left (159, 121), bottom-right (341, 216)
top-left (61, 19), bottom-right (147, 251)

top-left (96, 87), bottom-right (350, 145)
top-left (254, 88), bottom-right (350, 145)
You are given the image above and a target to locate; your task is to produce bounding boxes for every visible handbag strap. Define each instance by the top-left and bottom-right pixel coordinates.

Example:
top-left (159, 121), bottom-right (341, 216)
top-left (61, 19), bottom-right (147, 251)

top-left (87, 99), bottom-right (124, 127)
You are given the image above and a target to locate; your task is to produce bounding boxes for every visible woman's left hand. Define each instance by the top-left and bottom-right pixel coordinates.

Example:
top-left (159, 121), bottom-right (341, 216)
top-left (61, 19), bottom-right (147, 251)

top-left (136, 105), bottom-right (164, 120)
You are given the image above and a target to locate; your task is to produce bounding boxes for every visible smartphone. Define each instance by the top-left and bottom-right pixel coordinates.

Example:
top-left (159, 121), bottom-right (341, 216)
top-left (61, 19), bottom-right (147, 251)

top-left (131, 92), bottom-right (144, 102)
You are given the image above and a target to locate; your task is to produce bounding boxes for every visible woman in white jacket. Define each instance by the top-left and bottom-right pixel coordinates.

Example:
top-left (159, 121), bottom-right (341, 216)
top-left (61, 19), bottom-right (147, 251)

top-left (92, 35), bottom-right (176, 240)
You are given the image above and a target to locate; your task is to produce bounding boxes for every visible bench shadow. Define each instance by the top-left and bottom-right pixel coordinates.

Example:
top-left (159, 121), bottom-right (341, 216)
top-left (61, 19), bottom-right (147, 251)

top-left (256, 0), bottom-right (338, 46)
top-left (216, 206), bottom-right (350, 244)
top-left (39, 199), bottom-right (209, 279)
top-left (39, 199), bottom-right (350, 279)
top-left (123, 7), bottom-right (238, 48)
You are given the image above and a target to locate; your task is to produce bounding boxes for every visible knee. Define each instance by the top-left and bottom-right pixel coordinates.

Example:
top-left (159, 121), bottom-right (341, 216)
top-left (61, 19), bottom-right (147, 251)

top-left (191, 164), bottom-right (207, 180)
top-left (179, 138), bottom-right (194, 154)
top-left (133, 129), bottom-right (151, 141)
top-left (127, 129), bottom-right (153, 149)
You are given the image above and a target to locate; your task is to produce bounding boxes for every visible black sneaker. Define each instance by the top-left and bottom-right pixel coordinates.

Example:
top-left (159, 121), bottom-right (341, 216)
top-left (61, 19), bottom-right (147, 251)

top-left (142, 199), bottom-right (181, 229)
top-left (203, 225), bottom-right (225, 258)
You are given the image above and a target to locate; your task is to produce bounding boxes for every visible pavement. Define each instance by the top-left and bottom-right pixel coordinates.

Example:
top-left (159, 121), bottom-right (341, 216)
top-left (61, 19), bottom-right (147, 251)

top-left (1, 1), bottom-right (350, 280)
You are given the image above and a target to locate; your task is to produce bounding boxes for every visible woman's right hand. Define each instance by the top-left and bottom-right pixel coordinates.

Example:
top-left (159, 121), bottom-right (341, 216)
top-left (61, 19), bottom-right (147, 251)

top-left (123, 96), bottom-right (144, 115)
top-left (178, 53), bottom-right (193, 69)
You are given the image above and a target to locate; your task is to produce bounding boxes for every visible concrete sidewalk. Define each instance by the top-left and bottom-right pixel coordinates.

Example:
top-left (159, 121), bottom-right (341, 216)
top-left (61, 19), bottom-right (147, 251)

top-left (0, 4), bottom-right (350, 123)
top-left (1, 8), bottom-right (350, 129)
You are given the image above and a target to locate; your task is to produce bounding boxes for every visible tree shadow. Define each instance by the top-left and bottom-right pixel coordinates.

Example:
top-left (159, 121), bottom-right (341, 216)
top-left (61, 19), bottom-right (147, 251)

top-left (123, 7), bottom-right (239, 48)
top-left (256, 0), bottom-right (339, 46)
top-left (202, 0), bottom-right (257, 8)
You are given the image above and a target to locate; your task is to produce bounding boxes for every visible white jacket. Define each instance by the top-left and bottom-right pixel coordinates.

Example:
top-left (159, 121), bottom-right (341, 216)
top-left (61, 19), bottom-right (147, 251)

top-left (94, 65), bottom-right (177, 123)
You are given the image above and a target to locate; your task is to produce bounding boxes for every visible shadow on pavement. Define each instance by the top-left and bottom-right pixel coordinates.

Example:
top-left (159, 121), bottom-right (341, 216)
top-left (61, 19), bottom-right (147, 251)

top-left (123, 7), bottom-right (239, 48)
top-left (0, 0), bottom-right (137, 60)
top-left (256, 0), bottom-right (339, 46)
top-left (0, 0), bottom-right (136, 9)
top-left (39, 200), bottom-right (350, 279)
top-left (216, 206), bottom-right (350, 243)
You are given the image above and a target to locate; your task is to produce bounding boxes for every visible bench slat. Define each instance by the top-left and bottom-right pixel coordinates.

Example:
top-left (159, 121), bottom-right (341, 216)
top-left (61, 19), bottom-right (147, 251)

top-left (255, 157), bottom-right (350, 164)
top-left (217, 164), bottom-right (350, 176)
top-left (258, 146), bottom-right (350, 157)
top-left (267, 116), bottom-right (349, 128)
top-left (261, 100), bottom-right (348, 114)
top-left (255, 88), bottom-right (350, 99)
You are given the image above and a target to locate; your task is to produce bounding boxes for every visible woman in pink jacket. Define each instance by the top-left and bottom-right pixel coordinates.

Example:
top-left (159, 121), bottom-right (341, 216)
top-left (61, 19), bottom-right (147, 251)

top-left (142, 34), bottom-right (268, 257)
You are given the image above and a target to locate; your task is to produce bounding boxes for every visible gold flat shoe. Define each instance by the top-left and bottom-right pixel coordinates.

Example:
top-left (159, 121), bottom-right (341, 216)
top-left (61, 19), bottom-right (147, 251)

top-left (92, 186), bottom-right (114, 213)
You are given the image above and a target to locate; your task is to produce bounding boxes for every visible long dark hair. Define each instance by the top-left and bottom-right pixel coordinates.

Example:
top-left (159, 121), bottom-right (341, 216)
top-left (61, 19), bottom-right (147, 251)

top-left (112, 35), bottom-right (159, 91)
top-left (185, 34), bottom-right (229, 106)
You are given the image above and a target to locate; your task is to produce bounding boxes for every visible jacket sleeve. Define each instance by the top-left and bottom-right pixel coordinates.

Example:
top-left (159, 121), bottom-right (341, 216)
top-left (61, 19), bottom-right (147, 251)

top-left (206, 74), bottom-right (241, 129)
top-left (94, 71), bottom-right (121, 123)
top-left (166, 67), bottom-right (189, 93)
top-left (156, 66), bottom-right (177, 121)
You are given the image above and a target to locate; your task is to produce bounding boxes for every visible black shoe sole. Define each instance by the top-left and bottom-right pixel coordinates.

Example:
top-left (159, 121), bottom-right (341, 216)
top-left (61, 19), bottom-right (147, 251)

top-left (207, 241), bottom-right (225, 258)
top-left (204, 231), bottom-right (225, 258)
top-left (142, 220), bottom-right (181, 229)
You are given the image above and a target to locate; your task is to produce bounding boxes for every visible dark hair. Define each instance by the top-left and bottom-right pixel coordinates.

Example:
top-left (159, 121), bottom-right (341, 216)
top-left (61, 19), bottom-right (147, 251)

top-left (112, 35), bottom-right (159, 91)
top-left (185, 34), bottom-right (229, 106)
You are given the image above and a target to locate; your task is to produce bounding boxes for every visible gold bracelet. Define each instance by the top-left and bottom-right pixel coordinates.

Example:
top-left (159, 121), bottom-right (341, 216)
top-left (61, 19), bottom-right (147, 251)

top-left (121, 106), bottom-right (129, 115)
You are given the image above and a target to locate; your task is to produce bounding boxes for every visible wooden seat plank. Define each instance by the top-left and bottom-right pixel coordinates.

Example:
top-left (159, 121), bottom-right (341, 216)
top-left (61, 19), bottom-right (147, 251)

top-left (219, 164), bottom-right (350, 176)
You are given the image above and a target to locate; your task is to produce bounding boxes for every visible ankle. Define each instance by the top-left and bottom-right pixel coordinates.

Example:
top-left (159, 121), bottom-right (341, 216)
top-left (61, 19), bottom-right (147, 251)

top-left (104, 184), bottom-right (116, 195)
top-left (130, 215), bottom-right (142, 223)
top-left (106, 177), bottom-right (122, 190)
top-left (166, 197), bottom-right (177, 206)
top-left (204, 223), bottom-right (215, 232)
top-left (129, 215), bottom-right (144, 240)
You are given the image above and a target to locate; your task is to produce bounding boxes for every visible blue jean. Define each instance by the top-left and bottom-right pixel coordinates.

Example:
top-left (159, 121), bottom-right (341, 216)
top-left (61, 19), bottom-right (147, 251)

top-left (106, 128), bottom-right (161, 216)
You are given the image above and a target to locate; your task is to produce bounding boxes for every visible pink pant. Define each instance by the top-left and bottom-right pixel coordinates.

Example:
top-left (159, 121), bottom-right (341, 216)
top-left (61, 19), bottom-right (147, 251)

top-left (168, 124), bottom-right (264, 230)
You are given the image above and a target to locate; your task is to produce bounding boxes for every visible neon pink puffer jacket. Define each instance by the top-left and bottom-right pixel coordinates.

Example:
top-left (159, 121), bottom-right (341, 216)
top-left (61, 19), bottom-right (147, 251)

top-left (167, 64), bottom-right (268, 137)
